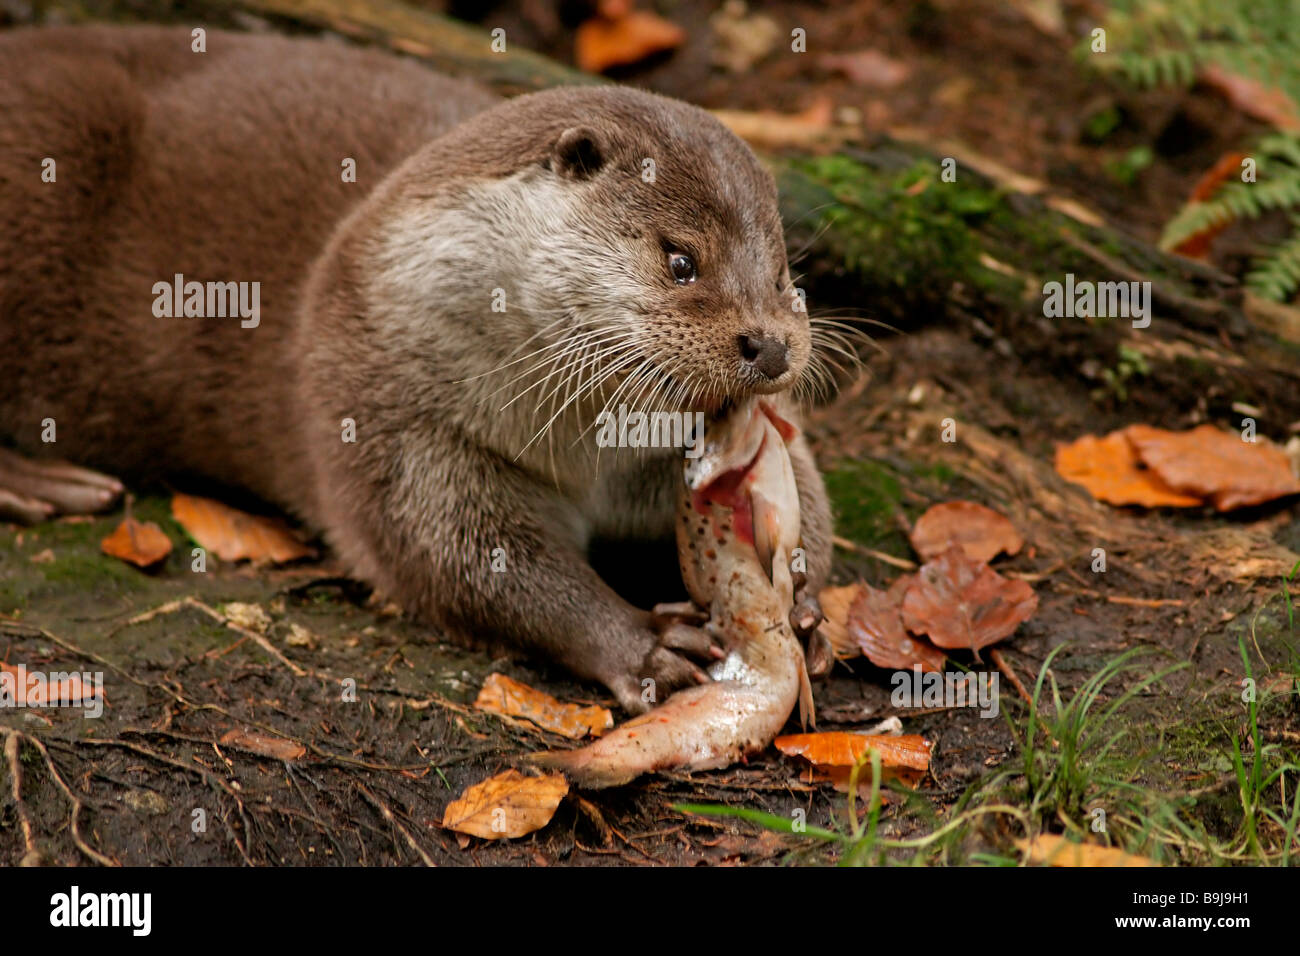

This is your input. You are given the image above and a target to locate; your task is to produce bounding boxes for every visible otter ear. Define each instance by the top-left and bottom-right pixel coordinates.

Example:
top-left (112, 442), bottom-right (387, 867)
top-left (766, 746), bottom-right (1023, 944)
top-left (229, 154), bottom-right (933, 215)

top-left (550, 126), bottom-right (605, 180)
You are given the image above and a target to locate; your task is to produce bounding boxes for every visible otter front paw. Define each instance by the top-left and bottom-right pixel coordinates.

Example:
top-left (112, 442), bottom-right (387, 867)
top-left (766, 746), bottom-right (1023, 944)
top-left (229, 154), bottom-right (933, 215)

top-left (605, 622), bottom-right (719, 714)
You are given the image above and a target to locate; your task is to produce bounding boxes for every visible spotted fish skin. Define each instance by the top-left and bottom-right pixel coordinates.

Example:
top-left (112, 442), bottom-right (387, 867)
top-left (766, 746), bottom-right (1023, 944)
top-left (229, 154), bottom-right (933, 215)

top-left (529, 400), bottom-right (812, 788)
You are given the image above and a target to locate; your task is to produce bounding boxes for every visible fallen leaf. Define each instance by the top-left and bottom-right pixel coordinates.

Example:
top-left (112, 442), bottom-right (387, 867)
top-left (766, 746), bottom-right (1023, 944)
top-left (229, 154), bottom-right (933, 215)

top-left (774, 732), bottom-right (931, 771)
top-left (100, 517), bottom-right (172, 568)
top-left (441, 769), bottom-right (568, 840)
top-left (817, 583), bottom-right (865, 658)
top-left (708, 0), bottom-right (780, 73)
top-left (901, 548), bottom-right (1038, 653)
top-left (909, 501), bottom-right (1024, 563)
top-left (712, 98), bottom-right (842, 150)
top-left (801, 763), bottom-right (925, 796)
top-left (475, 673), bottom-right (613, 739)
top-left (285, 623), bottom-right (316, 648)
top-left (819, 49), bottom-right (910, 88)
top-left (847, 576), bottom-right (947, 671)
top-left (29, 548), bottom-right (55, 564)
top-left (221, 601), bottom-right (271, 634)
top-left (575, 8), bottom-right (684, 73)
top-left (1200, 64), bottom-right (1300, 132)
top-left (172, 493), bottom-right (314, 563)
top-left (218, 729), bottom-right (306, 761)
top-left (0, 662), bottom-right (102, 706)
top-left (1018, 833), bottom-right (1159, 867)
top-left (1126, 424), bottom-right (1300, 511)
top-left (1054, 431), bottom-right (1204, 508)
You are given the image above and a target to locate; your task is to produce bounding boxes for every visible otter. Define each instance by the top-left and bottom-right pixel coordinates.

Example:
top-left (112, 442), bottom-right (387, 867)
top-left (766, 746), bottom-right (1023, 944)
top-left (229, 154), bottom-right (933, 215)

top-left (0, 25), bottom-right (832, 713)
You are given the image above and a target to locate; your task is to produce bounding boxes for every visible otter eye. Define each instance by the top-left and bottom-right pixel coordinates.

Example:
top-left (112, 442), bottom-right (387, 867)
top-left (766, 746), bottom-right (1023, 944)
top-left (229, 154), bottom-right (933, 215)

top-left (668, 252), bottom-right (697, 285)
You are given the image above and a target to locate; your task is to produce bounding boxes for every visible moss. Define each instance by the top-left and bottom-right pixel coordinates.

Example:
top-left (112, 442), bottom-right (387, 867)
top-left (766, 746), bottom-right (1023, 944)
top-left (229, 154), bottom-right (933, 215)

top-left (782, 155), bottom-right (1008, 301)
top-left (910, 461), bottom-right (957, 485)
top-left (38, 551), bottom-right (147, 594)
top-left (822, 458), bottom-right (910, 556)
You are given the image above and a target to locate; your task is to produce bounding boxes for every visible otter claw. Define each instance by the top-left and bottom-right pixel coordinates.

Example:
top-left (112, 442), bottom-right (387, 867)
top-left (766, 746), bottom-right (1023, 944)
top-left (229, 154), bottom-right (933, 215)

top-left (650, 601), bottom-right (708, 628)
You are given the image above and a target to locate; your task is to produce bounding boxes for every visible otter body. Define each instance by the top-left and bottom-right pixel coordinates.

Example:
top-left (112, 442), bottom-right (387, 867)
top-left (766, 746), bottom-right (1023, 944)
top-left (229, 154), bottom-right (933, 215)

top-left (0, 26), bottom-right (831, 711)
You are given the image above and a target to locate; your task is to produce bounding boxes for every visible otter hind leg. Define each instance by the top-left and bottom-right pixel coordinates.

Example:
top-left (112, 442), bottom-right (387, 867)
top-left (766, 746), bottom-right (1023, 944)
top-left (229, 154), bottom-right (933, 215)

top-left (0, 448), bottom-right (123, 524)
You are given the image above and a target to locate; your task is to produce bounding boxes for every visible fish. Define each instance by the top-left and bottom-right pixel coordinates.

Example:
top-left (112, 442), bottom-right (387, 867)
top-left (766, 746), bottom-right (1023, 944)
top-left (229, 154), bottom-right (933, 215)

top-left (528, 398), bottom-right (813, 788)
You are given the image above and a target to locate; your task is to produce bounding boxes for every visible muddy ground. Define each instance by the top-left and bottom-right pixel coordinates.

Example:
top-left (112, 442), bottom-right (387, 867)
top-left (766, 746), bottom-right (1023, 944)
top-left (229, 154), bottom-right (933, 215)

top-left (2, 0), bottom-right (1299, 866)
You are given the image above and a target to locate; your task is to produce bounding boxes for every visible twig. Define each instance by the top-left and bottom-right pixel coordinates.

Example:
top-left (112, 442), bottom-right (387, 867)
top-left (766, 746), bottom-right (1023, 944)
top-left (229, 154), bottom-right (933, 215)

top-left (2, 730), bottom-right (39, 865)
top-left (355, 783), bottom-right (436, 866)
top-left (989, 648), bottom-right (1032, 706)
top-left (117, 596), bottom-right (308, 677)
top-left (2, 727), bottom-right (118, 866)
top-left (68, 737), bottom-right (253, 865)
top-left (832, 535), bottom-right (917, 570)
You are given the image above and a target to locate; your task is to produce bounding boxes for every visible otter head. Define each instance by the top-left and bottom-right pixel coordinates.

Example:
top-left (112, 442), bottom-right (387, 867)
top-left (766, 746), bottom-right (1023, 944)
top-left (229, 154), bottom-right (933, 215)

top-left (377, 86), bottom-right (811, 427)
top-left (529, 89), bottom-right (810, 411)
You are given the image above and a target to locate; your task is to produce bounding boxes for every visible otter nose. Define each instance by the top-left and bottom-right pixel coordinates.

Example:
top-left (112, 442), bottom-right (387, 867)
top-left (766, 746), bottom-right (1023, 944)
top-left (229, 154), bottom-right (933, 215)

top-left (739, 334), bottom-right (789, 379)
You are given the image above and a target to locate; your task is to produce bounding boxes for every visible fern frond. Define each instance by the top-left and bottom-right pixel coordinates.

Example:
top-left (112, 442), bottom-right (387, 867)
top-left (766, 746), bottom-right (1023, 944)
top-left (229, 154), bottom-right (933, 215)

top-left (1246, 217), bottom-right (1300, 301)
top-left (1160, 160), bottom-right (1300, 249)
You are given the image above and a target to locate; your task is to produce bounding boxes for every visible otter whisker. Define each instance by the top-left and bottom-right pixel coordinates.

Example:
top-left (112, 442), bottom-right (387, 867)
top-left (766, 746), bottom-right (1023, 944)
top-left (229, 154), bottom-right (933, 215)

top-left (458, 309), bottom-right (609, 385)
top-left (530, 330), bottom-right (640, 415)
top-left (495, 327), bottom-right (634, 411)
top-left (524, 340), bottom-right (646, 459)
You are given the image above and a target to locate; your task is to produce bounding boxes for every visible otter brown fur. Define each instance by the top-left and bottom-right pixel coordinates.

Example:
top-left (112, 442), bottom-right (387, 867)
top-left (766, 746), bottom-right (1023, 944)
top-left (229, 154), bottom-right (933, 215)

top-left (0, 25), bottom-right (832, 712)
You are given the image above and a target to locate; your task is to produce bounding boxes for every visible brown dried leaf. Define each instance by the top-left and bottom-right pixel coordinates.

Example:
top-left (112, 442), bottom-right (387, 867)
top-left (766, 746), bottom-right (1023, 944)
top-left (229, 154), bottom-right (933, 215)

top-left (1200, 64), bottom-right (1300, 132)
top-left (575, 9), bottom-right (684, 73)
top-left (909, 500), bottom-right (1023, 563)
top-left (1018, 833), bottom-right (1159, 867)
top-left (774, 732), bottom-right (931, 771)
top-left (819, 49), bottom-right (909, 88)
top-left (100, 517), bottom-right (172, 568)
top-left (901, 548), bottom-right (1038, 652)
top-left (712, 98), bottom-right (839, 150)
top-left (816, 583), bottom-right (865, 658)
top-left (172, 493), bottom-right (314, 563)
top-left (1054, 431), bottom-right (1203, 508)
top-left (1126, 424), bottom-right (1300, 511)
top-left (475, 673), bottom-right (613, 739)
top-left (218, 729), bottom-right (306, 761)
top-left (847, 576), bottom-right (947, 671)
top-left (441, 769), bottom-right (568, 841)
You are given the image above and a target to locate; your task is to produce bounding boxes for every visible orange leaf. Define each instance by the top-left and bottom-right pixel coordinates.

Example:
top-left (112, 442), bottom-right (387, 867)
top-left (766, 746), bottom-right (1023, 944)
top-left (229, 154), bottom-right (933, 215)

top-left (100, 517), bottom-right (172, 568)
top-left (171, 493), bottom-right (314, 563)
top-left (774, 732), bottom-right (931, 771)
top-left (475, 673), bottom-right (613, 739)
top-left (1018, 833), bottom-right (1159, 867)
top-left (218, 728), bottom-right (306, 761)
top-left (1055, 431), bottom-right (1204, 508)
top-left (441, 769), bottom-right (568, 840)
top-left (0, 662), bottom-right (102, 706)
top-left (1126, 424), bottom-right (1300, 511)
top-left (575, 9), bottom-right (684, 73)
top-left (847, 576), bottom-right (947, 671)
top-left (909, 500), bottom-right (1023, 563)
top-left (801, 763), bottom-right (925, 795)
top-left (901, 547), bottom-right (1037, 652)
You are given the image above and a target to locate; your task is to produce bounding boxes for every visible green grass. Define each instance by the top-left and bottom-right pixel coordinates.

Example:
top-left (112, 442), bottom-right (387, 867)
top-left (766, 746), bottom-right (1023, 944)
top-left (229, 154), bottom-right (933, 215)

top-left (677, 631), bottom-right (1300, 865)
